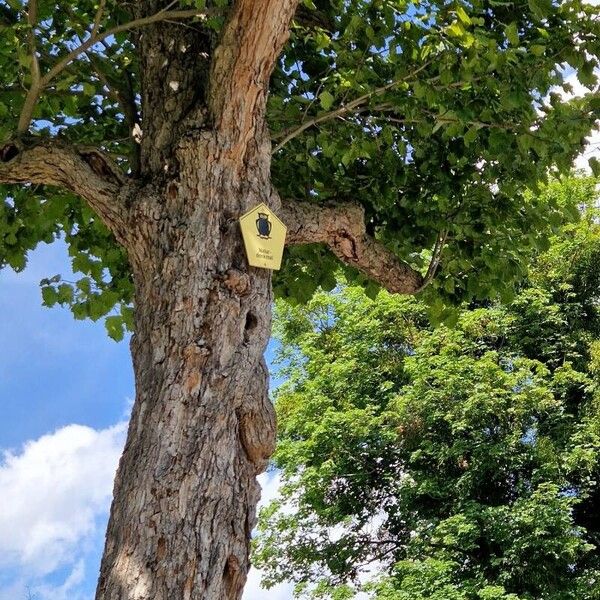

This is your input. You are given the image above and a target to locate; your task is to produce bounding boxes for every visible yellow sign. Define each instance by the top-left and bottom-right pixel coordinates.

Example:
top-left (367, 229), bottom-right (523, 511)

top-left (239, 203), bottom-right (287, 270)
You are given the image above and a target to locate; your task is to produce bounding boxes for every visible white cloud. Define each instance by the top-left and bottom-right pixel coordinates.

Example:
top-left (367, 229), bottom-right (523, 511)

top-left (0, 422), bottom-right (126, 577)
top-left (0, 425), bottom-right (295, 600)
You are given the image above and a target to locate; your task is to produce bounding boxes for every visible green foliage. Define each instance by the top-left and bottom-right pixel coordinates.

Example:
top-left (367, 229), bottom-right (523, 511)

top-left (0, 182), bottom-right (133, 338)
top-left (254, 184), bottom-right (600, 598)
top-left (0, 1), bottom-right (598, 327)
top-left (0, 0), bottom-right (137, 336)
top-left (271, 0), bottom-right (600, 305)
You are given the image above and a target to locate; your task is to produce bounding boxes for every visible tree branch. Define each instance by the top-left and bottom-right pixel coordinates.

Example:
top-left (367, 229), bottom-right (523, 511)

top-left (17, 0), bottom-right (41, 133)
top-left (280, 200), bottom-right (425, 294)
top-left (415, 229), bottom-right (448, 293)
top-left (16, 7), bottom-right (213, 133)
top-left (0, 139), bottom-right (129, 245)
top-left (272, 60), bottom-right (434, 153)
top-left (209, 0), bottom-right (300, 161)
top-left (92, 0), bottom-right (107, 36)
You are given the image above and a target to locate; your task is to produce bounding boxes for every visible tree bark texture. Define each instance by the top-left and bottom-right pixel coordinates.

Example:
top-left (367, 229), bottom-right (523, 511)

top-left (0, 2), bottom-right (425, 598)
top-left (94, 2), bottom-right (297, 598)
top-left (94, 124), bottom-right (278, 600)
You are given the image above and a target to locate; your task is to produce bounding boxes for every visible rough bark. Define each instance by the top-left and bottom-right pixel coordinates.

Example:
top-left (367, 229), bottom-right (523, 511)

top-left (281, 200), bottom-right (424, 294)
top-left (96, 127), bottom-right (277, 600)
top-left (94, 2), bottom-right (299, 599)
top-left (0, 139), bottom-right (129, 245)
top-left (134, 2), bottom-right (214, 177)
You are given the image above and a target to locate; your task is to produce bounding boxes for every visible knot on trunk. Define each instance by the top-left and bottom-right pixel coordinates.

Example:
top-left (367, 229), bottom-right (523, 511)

top-left (222, 268), bottom-right (251, 296)
top-left (0, 143), bottom-right (19, 162)
top-left (237, 396), bottom-right (276, 473)
top-left (333, 229), bottom-right (359, 261)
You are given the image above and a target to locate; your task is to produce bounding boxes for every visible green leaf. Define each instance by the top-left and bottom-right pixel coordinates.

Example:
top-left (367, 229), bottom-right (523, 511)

top-left (41, 286), bottom-right (58, 306)
top-left (463, 125), bottom-right (480, 146)
top-left (448, 21), bottom-right (465, 38)
top-left (530, 45), bottom-right (546, 57)
top-left (456, 6), bottom-right (471, 25)
top-left (505, 23), bottom-right (519, 46)
top-left (82, 82), bottom-right (96, 97)
top-left (319, 91), bottom-right (335, 111)
top-left (528, 0), bottom-right (552, 19)
top-left (105, 315), bottom-right (125, 341)
top-left (588, 157), bottom-right (600, 177)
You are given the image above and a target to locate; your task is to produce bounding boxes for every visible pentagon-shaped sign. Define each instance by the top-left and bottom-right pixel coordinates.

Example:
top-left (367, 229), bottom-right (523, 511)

top-left (239, 203), bottom-right (287, 270)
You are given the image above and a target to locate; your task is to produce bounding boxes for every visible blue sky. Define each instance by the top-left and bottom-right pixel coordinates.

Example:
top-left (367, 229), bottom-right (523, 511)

top-left (0, 240), bottom-right (292, 600)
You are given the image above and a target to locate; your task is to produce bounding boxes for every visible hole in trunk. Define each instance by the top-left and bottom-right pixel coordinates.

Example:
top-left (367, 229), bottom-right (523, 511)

top-left (223, 554), bottom-right (241, 598)
top-left (0, 144), bottom-right (19, 162)
top-left (245, 311), bottom-right (258, 333)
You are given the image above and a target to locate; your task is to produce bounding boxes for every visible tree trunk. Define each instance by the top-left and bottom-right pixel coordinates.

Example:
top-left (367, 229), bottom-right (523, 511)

top-left (95, 127), bottom-right (277, 600)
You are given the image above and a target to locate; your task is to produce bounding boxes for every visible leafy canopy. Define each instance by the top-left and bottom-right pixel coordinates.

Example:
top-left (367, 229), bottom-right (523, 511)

top-left (0, 0), bottom-right (598, 333)
top-left (254, 175), bottom-right (600, 599)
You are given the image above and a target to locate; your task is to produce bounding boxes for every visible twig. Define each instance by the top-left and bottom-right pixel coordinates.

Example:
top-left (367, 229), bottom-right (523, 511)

top-left (300, 66), bottom-right (334, 125)
top-left (415, 229), bottom-right (449, 293)
top-left (16, 6), bottom-right (215, 133)
top-left (92, 0), bottom-right (107, 36)
top-left (271, 59), bottom-right (435, 153)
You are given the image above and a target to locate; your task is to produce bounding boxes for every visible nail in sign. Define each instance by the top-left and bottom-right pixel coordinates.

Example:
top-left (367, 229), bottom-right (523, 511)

top-left (239, 203), bottom-right (287, 270)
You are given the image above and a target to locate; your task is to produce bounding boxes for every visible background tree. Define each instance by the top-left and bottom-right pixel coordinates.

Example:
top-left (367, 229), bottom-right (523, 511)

top-left (255, 176), bottom-right (600, 599)
top-left (0, 0), bottom-right (599, 598)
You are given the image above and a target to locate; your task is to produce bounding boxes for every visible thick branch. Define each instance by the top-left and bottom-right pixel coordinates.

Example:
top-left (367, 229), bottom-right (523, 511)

top-left (17, 0), bottom-right (41, 133)
top-left (280, 200), bottom-right (424, 294)
top-left (0, 140), bottom-right (128, 245)
top-left (209, 0), bottom-right (299, 160)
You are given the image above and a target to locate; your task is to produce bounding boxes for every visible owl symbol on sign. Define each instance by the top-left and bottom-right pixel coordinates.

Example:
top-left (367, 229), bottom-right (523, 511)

top-left (256, 213), bottom-right (272, 239)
